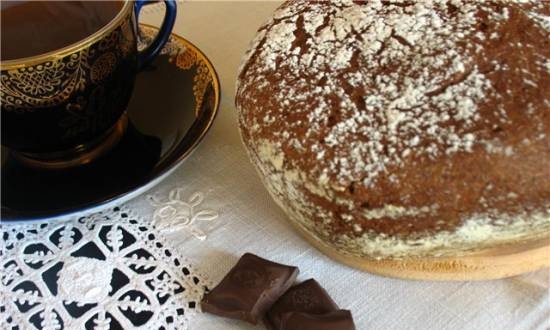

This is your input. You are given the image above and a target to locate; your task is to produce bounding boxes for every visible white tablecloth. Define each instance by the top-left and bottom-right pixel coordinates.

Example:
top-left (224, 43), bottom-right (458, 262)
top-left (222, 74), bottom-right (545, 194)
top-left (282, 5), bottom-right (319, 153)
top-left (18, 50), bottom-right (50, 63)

top-left (135, 3), bottom-right (550, 329)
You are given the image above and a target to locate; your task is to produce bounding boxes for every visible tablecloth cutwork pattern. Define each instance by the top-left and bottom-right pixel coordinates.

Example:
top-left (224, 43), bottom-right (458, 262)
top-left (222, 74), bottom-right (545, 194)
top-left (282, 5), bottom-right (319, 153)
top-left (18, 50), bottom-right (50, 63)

top-left (1, 207), bottom-right (210, 330)
top-left (140, 5), bottom-right (548, 329)
top-left (149, 189), bottom-right (219, 240)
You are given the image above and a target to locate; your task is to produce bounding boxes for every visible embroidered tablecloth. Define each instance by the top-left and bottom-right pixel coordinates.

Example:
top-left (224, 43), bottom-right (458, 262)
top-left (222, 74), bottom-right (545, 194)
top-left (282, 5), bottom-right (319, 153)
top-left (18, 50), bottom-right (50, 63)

top-left (2, 3), bottom-right (549, 330)
top-left (136, 3), bottom-right (550, 329)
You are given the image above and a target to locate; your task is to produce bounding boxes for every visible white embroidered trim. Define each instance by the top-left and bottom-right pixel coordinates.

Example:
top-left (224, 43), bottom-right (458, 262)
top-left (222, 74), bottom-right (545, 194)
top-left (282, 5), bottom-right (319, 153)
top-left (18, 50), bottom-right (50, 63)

top-left (148, 189), bottom-right (219, 241)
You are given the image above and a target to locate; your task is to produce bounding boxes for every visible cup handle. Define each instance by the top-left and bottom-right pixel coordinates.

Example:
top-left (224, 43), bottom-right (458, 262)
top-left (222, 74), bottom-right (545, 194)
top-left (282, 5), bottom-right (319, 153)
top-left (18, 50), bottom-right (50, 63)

top-left (134, 0), bottom-right (177, 69)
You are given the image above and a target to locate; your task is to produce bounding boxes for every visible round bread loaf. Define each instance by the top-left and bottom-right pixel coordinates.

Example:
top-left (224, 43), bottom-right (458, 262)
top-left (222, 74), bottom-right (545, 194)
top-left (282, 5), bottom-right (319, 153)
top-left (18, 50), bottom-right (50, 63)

top-left (236, 0), bottom-right (550, 259)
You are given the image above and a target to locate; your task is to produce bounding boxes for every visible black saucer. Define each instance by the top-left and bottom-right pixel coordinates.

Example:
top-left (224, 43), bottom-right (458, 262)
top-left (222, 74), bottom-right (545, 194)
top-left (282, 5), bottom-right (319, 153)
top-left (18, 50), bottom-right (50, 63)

top-left (1, 25), bottom-right (220, 222)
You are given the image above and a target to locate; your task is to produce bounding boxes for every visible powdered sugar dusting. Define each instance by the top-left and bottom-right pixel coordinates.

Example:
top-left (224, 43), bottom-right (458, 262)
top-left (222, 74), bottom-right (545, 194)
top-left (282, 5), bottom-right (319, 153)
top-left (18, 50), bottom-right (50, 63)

top-left (250, 139), bottom-right (550, 258)
top-left (236, 0), bottom-right (550, 258)
top-left (236, 0), bottom-right (533, 187)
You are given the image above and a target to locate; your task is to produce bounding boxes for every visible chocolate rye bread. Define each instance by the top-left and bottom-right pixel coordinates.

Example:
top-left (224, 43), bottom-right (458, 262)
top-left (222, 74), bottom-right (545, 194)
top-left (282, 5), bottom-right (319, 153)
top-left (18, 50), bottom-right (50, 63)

top-left (236, 0), bottom-right (550, 259)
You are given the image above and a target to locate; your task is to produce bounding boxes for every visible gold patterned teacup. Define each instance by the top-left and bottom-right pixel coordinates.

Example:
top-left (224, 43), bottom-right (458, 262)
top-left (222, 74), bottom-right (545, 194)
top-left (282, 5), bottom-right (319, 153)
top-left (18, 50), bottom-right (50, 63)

top-left (0, 0), bottom-right (176, 169)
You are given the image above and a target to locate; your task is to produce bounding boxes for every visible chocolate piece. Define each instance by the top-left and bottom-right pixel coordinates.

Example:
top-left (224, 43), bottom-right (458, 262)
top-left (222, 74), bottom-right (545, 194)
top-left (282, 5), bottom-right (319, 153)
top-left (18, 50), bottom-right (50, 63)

top-left (201, 253), bottom-right (299, 324)
top-left (265, 279), bottom-right (338, 330)
top-left (280, 310), bottom-right (356, 330)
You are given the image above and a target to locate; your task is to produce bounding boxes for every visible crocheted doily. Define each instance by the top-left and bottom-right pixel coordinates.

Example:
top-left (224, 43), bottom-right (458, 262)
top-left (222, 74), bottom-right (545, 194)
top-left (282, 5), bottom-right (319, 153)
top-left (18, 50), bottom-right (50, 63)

top-left (1, 207), bottom-right (210, 330)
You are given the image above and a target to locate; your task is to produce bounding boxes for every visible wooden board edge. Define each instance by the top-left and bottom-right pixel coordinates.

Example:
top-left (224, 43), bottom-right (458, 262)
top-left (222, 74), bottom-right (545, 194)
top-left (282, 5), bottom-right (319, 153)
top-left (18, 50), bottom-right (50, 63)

top-left (288, 218), bottom-right (550, 281)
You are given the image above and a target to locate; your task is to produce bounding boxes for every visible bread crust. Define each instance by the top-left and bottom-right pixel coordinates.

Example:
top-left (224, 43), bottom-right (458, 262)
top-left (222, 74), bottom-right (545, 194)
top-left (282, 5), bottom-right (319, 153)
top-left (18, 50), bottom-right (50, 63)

top-left (236, 0), bottom-right (550, 258)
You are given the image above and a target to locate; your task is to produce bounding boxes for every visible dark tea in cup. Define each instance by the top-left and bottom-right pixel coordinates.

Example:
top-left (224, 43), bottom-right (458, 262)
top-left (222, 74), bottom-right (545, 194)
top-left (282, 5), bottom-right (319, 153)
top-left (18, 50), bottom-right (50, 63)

top-left (0, 0), bottom-right (177, 169)
top-left (1, 1), bottom-right (123, 60)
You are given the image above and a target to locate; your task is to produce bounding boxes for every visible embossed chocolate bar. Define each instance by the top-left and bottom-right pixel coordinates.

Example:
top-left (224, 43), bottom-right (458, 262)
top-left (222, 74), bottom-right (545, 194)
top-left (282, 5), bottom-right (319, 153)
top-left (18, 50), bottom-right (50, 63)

top-left (201, 253), bottom-right (299, 324)
top-left (265, 279), bottom-right (339, 330)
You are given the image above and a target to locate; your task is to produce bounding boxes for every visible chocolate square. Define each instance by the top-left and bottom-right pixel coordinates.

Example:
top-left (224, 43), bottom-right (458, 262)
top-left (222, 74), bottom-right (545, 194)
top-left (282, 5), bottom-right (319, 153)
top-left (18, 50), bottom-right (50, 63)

top-left (201, 253), bottom-right (299, 324)
top-left (280, 310), bottom-right (356, 330)
top-left (265, 278), bottom-right (338, 330)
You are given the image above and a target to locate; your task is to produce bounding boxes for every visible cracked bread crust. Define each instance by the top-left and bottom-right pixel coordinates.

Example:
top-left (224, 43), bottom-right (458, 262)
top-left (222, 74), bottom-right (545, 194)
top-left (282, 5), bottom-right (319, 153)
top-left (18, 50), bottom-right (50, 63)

top-left (236, 0), bottom-right (550, 258)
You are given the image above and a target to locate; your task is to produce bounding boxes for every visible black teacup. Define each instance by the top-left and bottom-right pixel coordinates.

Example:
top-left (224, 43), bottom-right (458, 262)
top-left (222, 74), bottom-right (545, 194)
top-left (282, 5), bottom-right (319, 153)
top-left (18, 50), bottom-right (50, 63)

top-left (0, 0), bottom-right (176, 169)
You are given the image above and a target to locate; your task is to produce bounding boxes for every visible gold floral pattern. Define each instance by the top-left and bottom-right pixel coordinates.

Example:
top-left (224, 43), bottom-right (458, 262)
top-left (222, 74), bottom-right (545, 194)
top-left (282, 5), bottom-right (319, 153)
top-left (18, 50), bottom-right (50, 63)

top-left (193, 62), bottom-right (213, 117)
top-left (120, 19), bottom-right (136, 57)
top-left (1, 50), bottom-right (90, 112)
top-left (91, 52), bottom-right (117, 83)
top-left (139, 26), bottom-right (213, 117)
top-left (98, 26), bottom-right (121, 52)
top-left (139, 28), bottom-right (183, 57)
top-left (0, 10), bottom-right (133, 112)
top-left (175, 49), bottom-right (197, 70)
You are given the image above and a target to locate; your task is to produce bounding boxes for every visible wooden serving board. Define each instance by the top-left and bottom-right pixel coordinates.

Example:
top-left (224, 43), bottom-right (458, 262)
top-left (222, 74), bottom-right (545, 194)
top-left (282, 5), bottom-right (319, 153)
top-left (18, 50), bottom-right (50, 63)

top-left (289, 220), bottom-right (550, 281)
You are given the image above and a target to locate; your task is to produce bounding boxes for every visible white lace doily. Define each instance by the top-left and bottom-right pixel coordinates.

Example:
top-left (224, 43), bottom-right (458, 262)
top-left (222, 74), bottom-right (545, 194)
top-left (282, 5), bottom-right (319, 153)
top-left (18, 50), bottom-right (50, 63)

top-left (1, 207), bottom-right (210, 330)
